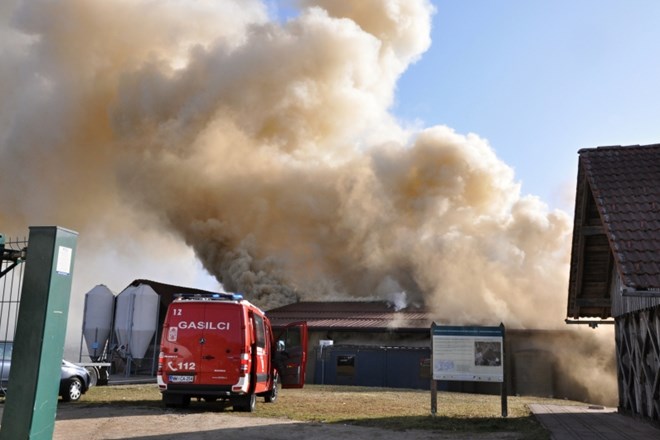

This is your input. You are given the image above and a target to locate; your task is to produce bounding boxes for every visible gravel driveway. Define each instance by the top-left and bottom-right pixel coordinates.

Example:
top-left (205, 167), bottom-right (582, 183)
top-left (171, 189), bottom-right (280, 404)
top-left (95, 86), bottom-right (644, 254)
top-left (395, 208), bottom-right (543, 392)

top-left (44, 404), bottom-right (522, 440)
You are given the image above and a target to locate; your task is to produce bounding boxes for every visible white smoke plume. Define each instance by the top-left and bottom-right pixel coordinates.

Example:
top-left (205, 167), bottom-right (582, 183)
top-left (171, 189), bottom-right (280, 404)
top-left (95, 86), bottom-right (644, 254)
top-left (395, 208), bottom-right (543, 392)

top-left (0, 0), bottom-right (573, 329)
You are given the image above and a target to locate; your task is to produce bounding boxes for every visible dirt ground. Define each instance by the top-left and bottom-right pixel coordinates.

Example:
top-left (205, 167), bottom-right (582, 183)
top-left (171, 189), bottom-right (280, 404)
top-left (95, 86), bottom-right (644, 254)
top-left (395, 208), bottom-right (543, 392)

top-left (45, 404), bottom-right (523, 440)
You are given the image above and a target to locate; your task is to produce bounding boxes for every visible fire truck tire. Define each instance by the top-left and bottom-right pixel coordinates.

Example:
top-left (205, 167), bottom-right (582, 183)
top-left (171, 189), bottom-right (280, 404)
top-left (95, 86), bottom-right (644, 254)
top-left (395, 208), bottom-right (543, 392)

top-left (233, 393), bottom-right (256, 412)
top-left (163, 393), bottom-right (191, 408)
top-left (265, 371), bottom-right (279, 403)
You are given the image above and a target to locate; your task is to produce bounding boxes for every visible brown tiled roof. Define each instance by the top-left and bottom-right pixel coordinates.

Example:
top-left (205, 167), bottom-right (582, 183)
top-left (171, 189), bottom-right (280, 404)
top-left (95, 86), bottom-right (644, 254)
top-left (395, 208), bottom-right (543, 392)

top-left (567, 144), bottom-right (660, 318)
top-left (580, 145), bottom-right (660, 289)
top-left (266, 301), bottom-right (434, 332)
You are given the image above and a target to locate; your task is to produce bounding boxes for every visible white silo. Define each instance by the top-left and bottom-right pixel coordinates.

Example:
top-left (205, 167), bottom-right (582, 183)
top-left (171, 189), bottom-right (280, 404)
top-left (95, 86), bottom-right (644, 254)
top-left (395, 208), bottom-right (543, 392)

top-left (82, 285), bottom-right (115, 361)
top-left (114, 283), bottom-right (159, 360)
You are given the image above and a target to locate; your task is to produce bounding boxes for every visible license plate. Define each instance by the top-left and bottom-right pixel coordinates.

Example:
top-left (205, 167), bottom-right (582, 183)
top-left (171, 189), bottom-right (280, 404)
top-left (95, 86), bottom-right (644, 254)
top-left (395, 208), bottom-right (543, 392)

top-left (169, 375), bottom-right (194, 383)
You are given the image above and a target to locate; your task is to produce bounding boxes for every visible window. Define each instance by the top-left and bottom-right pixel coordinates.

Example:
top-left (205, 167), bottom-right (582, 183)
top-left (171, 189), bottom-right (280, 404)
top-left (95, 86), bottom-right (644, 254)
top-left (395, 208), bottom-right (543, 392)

top-left (336, 355), bottom-right (355, 377)
top-left (278, 327), bottom-right (301, 350)
top-left (253, 314), bottom-right (266, 348)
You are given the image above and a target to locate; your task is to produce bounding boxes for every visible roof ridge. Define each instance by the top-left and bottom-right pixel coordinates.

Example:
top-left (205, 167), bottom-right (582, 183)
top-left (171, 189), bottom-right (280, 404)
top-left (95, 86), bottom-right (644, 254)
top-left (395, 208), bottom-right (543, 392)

top-left (578, 143), bottom-right (660, 154)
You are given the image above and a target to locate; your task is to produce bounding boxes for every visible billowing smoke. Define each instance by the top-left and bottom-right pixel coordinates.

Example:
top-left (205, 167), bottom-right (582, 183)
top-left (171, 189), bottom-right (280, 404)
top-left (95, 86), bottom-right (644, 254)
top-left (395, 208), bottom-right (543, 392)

top-left (0, 0), bottom-right (572, 328)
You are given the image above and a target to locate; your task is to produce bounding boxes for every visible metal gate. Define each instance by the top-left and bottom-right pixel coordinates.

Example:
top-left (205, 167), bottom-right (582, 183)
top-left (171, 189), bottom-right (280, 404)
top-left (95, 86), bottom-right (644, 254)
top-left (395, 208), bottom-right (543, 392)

top-left (0, 234), bottom-right (27, 394)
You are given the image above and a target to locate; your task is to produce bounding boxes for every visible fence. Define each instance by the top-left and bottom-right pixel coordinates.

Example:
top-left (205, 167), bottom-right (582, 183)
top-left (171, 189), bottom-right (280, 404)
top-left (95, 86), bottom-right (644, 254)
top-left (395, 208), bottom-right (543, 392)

top-left (0, 234), bottom-right (28, 394)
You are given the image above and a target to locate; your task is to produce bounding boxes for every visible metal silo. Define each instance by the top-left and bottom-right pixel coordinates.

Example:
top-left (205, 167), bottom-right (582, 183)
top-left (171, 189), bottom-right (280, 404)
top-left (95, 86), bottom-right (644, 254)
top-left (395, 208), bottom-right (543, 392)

top-left (114, 283), bottom-right (159, 363)
top-left (81, 285), bottom-right (115, 361)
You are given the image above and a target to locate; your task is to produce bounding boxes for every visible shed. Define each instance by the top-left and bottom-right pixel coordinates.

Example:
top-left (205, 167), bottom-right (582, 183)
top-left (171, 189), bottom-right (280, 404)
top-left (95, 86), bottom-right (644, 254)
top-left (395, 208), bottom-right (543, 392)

top-left (566, 144), bottom-right (660, 421)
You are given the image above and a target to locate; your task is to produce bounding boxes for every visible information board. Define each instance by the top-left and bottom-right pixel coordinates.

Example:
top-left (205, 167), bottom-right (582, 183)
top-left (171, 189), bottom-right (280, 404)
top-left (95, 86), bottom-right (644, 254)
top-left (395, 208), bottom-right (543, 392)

top-left (431, 324), bottom-right (503, 382)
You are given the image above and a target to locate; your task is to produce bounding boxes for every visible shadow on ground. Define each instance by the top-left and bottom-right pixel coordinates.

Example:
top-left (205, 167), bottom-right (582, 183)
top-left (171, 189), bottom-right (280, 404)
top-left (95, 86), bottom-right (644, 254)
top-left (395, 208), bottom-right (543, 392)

top-left (341, 415), bottom-right (548, 439)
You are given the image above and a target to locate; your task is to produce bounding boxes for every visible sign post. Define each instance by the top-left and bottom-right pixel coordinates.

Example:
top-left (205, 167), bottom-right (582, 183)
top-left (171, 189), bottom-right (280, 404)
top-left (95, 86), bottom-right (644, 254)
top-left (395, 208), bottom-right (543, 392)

top-left (430, 323), bottom-right (507, 417)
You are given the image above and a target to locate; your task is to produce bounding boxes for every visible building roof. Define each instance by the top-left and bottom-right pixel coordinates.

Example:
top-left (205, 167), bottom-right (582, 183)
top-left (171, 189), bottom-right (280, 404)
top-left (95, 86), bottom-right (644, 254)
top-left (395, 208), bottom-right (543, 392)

top-left (567, 144), bottom-right (660, 319)
top-left (266, 301), bottom-right (434, 332)
top-left (125, 281), bottom-right (434, 331)
top-left (126, 279), bottom-right (218, 308)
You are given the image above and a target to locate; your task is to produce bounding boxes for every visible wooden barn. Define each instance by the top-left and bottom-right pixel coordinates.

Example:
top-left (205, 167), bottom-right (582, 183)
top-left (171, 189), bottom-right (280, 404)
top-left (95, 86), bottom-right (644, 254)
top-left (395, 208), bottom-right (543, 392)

top-left (566, 144), bottom-right (660, 421)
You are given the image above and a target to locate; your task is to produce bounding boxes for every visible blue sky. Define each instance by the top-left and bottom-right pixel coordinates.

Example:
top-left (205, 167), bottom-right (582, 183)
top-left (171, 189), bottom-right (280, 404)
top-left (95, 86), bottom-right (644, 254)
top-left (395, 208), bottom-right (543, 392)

top-left (395, 0), bottom-right (660, 211)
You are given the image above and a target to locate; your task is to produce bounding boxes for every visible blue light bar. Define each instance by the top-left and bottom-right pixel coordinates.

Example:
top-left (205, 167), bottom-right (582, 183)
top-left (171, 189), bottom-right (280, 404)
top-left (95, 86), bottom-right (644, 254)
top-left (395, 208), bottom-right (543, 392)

top-left (172, 292), bottom-right (243, 301)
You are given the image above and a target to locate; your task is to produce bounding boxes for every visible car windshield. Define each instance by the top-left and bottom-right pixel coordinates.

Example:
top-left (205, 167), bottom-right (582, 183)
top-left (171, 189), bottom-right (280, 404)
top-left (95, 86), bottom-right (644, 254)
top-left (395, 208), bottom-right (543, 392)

top-left (0, 342), bottom-right (12, 361)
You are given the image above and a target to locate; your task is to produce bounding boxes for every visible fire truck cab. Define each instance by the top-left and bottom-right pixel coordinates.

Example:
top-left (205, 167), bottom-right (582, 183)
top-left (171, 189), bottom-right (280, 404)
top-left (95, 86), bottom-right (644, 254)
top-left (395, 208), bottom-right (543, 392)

top-left (157, 293), bottom-right (307, 412)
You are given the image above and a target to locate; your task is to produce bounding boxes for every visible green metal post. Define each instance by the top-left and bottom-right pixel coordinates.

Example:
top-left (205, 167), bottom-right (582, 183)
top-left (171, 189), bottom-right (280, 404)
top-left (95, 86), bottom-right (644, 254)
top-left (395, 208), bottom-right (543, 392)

top-left (0, 226), bottom-right (78, 440)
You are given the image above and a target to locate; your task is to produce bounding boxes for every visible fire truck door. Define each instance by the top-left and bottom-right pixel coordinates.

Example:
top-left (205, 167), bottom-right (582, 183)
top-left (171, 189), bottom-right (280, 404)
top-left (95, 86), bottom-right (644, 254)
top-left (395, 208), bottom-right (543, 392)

top-left (273, 321), bottom-right (308, 388)
top-left (251, 313), bottom-right (269, 386)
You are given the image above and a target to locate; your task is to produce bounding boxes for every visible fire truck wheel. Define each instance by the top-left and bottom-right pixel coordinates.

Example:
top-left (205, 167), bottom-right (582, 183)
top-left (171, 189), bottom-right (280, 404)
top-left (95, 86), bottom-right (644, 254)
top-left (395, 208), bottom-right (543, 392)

top-left (265, 371), bottom-right (279, 403)
top-left (234, 393), bottom-right (256, 412)
top-left (163, 393), bottom-right (191, 408)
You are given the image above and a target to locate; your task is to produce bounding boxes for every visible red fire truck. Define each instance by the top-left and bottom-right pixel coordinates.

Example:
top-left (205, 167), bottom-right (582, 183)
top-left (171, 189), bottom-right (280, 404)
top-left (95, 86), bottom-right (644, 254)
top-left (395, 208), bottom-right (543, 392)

top-left (157, 293), bottom-right (307, 412)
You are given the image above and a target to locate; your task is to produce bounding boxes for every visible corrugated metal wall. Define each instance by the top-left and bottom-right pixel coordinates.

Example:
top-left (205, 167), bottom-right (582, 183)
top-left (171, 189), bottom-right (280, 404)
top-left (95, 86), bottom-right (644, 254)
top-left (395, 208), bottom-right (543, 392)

top-left (314, 345), bottom-right (431, 390)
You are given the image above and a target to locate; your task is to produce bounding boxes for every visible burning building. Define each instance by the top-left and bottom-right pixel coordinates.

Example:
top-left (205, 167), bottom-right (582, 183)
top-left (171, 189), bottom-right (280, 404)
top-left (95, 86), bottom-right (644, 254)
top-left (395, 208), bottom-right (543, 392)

top-left (268, 300), bottom-right (615, 404)
top-left (1, 1), bottom-right (616, 404)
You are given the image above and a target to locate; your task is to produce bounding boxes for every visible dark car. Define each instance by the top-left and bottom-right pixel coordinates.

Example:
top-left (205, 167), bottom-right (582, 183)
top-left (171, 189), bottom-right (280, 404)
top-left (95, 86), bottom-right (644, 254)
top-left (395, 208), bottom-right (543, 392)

top-left (0, 341), bottom-right (91, 402)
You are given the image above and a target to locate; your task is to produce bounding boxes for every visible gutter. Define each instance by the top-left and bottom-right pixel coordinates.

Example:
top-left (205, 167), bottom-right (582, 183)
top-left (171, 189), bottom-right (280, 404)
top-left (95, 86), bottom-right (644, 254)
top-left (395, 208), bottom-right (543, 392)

top-left (564, 319), bottom-right (615, 329)
top-left (621, 287), bottom-right (660, 297)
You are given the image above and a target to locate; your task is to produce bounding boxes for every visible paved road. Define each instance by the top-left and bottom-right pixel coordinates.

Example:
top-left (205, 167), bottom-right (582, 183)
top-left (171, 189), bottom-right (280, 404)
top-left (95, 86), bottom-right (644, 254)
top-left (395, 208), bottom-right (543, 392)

top-left (530, 404), bottom-right (660, 440)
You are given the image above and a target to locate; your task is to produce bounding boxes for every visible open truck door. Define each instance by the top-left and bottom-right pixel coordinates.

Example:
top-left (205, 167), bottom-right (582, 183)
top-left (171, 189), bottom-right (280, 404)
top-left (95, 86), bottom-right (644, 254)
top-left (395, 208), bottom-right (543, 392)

top-left (273, 321), bottom-right (308, 388)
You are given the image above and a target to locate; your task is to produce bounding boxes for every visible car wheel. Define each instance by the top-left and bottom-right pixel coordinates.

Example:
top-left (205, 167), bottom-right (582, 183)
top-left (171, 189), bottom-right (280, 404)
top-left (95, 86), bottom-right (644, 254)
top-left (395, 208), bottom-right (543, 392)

top-left (62, 377), bottom-right (83, 402)
top-left (265, 371), bottom-right (279, 403)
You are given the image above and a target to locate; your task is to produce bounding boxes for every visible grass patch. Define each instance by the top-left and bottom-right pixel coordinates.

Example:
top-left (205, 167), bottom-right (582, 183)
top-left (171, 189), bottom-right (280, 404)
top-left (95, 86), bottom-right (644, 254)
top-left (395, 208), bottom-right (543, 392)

top-left (82, 383), bottom-right (583, 438)
top-left (82, 384), bottom-right (162, 407)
